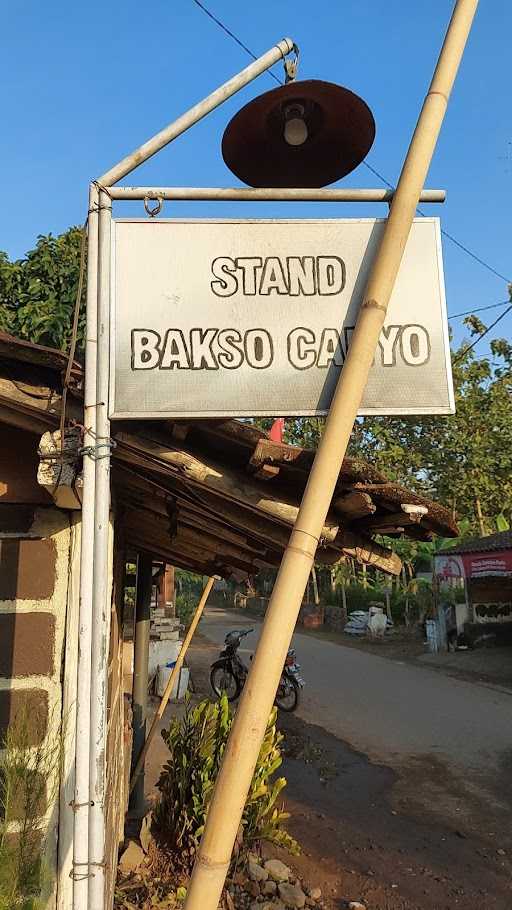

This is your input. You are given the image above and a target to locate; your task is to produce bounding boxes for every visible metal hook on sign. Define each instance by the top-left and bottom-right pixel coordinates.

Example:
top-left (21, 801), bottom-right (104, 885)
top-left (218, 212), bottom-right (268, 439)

top-left (144, 196), bottom-right (163, 217)
top-left (284, 44), bottom-right (299, 83)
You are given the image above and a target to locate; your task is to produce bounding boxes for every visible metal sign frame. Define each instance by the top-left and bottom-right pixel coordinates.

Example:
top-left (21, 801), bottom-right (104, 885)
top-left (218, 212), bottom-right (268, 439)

top-left (71, 31), bottom-right (458, 910)
top-left (108, 215), bottom-right (454, 419)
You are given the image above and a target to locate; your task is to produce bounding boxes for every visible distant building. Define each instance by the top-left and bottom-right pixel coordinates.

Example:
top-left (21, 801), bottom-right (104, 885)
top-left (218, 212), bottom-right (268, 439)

top-left (435, 532), bottom-right (512, 648)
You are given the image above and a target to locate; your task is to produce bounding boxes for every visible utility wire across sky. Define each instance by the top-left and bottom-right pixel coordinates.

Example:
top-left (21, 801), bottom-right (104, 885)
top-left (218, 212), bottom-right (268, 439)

top-left (190, 0), bottom-right (511, 300)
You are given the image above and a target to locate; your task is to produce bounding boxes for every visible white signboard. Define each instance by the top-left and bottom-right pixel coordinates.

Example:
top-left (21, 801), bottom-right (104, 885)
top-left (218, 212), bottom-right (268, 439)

top-left (110, 218), bottom-right (454, 418)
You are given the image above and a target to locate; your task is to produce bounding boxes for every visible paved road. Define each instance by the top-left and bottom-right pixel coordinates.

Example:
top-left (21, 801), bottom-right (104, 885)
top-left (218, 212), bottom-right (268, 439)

top-left (199, 606), bottom-right (512, 781)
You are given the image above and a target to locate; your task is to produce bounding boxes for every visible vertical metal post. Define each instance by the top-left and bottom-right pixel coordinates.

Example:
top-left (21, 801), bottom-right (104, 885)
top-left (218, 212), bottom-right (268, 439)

top-left (184, 3), bottom-right (478, 908)
top-left (75, 38), bottom-right (297, 910)
top-left (72, 184), bottom-right (98, 910)
top-left (88, 189), bottom-right (113, 910)
top-left (129, 553), bottom-right (153, 815)
top-left (129, 575), bottom-right (215, 795)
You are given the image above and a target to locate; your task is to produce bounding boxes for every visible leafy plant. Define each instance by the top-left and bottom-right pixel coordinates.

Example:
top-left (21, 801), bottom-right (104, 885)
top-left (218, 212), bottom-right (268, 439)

top-left (495, 513), bottom-right (510, 532)
top-left (0, 707), bottom-right (62, 910)
top-left (0, 228), bottom-right (86, 352)
top-left (153, 695), bottom-right (298, 869)
top-left (175, 592), bottom-right (199, 628)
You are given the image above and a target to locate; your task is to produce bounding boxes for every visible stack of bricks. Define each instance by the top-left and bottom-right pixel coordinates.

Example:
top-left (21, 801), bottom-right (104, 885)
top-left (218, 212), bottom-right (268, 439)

top-left (150, 608), bottom-right (181, 641)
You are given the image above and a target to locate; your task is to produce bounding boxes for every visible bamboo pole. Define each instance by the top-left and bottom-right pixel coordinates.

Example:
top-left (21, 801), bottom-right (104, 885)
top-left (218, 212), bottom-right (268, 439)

top-left (184, 4), bottom-right (478, 908)
top-left (129, 575), bottom-right (215, 795)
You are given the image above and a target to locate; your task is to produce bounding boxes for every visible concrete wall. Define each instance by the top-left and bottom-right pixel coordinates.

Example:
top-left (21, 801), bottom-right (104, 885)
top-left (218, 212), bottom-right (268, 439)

top-left (0, 425), bottom-right (76, 909)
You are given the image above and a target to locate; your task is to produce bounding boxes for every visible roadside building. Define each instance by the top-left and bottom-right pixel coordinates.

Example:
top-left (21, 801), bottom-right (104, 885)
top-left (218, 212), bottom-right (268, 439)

top-left (435, 532), bottom-right (512, 648)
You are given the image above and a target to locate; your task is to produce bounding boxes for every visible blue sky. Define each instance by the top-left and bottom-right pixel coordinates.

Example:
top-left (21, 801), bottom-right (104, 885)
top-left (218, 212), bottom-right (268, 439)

top-left (1, 1), bottom-right (510, 352)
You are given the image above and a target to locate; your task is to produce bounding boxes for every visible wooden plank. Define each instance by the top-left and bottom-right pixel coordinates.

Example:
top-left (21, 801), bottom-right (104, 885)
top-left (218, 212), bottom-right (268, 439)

top-left (248, 462), bottom-right (281, 481)
top-left (333, 490), bottom-right (376, 520)
top-left (354, 512), bottom-right (411, 532)
top-left (114, 431), bottom-right (340, 541)
top-left (246, 437), bottom-right (388, 484)
top-left (113, 457), bottom-right (400, 571)
top-left (352, 483), bottom-right (458, 536)
top-left (338, 532), bottom-right (402, 575)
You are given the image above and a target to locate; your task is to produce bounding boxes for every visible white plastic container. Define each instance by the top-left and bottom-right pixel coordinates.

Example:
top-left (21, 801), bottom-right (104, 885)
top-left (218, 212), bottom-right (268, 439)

top-left (156, 663), bottom-right (189, 700)
top-left (149, 639), bottom-right (181, 678)
top-left (426, 619), bottom-right (441, 653)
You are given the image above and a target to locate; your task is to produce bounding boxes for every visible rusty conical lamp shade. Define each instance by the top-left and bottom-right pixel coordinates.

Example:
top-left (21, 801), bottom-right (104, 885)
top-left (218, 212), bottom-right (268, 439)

top-left (222, 80), bottom-right (375, 189)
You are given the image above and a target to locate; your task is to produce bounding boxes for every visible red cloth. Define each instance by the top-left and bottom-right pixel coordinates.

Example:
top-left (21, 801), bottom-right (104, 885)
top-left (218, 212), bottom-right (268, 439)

top-left (269, 418), bottom-right (285, 443)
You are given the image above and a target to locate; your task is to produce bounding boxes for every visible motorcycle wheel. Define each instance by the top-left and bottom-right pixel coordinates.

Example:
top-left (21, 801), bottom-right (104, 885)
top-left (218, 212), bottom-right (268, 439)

top-left (274, 678), bottom-right (299, 712)
top-left (210, 666), bottom-right (240, 702)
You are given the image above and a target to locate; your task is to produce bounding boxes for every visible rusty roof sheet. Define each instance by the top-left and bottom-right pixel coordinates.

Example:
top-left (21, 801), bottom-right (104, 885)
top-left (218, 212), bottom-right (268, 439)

top-left (0, 333), bottom-right (459, 577)
top-left (0, 331), bottom-right (82, 378)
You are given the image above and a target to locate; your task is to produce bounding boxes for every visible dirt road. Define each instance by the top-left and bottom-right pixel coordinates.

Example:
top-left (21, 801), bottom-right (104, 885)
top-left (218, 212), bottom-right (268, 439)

top-left (195, 607), bottom-right (512, 909)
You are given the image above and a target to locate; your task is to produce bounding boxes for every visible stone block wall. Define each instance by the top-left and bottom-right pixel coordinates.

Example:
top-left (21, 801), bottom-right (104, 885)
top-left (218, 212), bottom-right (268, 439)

top-left (0, 425), bottom-right (75, 910)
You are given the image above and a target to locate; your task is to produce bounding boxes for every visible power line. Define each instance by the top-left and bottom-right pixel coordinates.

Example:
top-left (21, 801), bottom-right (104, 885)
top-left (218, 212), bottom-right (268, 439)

top-left (434, 226), bottom-right (510, 284)
top-left (448, 299), bottom-right (511, 320)
top-left (362, 160), bottom-right (394, 188)
top-left (191, 1), bottom-right (511, 286)
top-left (190, 0), bottom-right (282, 85)
top-left (453, 304), bottom-right (512, 363)
top-left (362, 162), bottom-right (511, 284)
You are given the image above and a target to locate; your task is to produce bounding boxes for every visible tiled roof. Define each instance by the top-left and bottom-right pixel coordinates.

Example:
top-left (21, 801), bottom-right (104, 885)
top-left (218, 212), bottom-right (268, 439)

top-left (443, 531), bottom-right (512, 555)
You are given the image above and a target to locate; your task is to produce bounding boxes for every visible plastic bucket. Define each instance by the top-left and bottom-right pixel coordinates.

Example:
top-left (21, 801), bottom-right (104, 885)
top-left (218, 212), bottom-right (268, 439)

top-left (156, 663), bottom-right (189, 700)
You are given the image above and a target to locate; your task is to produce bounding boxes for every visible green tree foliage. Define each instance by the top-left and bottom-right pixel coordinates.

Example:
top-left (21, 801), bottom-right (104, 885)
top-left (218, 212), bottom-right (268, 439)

top-left (350, 327), bottom-right (512, 533)
top-left (0, 228), bottom-right (86, 351)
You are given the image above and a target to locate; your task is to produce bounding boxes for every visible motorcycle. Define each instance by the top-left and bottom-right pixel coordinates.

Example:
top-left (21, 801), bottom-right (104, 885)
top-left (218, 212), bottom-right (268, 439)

top-left (210, 628), bottom-right (304, 712)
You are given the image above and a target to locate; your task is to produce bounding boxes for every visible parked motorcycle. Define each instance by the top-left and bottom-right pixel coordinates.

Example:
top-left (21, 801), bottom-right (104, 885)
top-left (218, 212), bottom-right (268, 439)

top-left (210, 628), bottom-right (304, 712)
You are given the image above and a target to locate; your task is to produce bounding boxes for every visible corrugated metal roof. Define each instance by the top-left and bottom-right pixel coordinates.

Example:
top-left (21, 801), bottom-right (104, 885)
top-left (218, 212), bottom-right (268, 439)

top-left (442, 530), bottom-right (512, 555)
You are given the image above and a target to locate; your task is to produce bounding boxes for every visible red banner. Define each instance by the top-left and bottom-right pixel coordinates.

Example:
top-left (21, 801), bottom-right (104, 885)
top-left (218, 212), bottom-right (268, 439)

top-left (462, 551), bottom-right (512, 578)
top-left (269, 418), bottom-right (285, 443)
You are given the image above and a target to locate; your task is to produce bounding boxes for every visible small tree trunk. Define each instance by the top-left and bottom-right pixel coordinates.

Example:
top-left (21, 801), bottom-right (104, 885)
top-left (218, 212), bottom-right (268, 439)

top-left (311, 567), bottom-right (320, 606)
top-left (385, 590), bottom-right (392, 621)
top-left (341, 579), bottom-right (347, 618)
top-left (330, 568), bottom-right (336, 595)
top-left (362, 564), bottom-right (368, 590)
top-left (475, 497), bottom-right (485, 537)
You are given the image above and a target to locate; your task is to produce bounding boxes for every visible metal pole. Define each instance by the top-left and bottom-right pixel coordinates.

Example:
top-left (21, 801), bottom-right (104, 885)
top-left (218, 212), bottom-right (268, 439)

top-left (98, 39), bottom-right (295, 187)
top-left (184, 3), bottom-right (479, 908)
top-left (129, 575), bottom-right (215, 796)
top-left (107, 186), bottom-right (446, 203)
top-left (72, 184), bottom-right (98, 910)
top-left (129, 553), bottom-right (153, 815)
top-left (80, 38), bottom-right (296, 910)
top-left (88, 190), bottom-right (113, 910)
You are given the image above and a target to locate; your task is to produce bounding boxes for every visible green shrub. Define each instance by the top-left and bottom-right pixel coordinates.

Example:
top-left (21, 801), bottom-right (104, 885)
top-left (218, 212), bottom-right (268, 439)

top-left (153, 695), bottom-right (298, 867)
top-left (0, 708), bottom-right (62, 910)
top-left (175, 592), bottom-right (198, 628)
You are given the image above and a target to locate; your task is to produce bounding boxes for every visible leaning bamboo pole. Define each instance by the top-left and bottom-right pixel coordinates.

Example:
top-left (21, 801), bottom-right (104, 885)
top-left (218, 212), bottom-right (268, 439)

top-left (129, 576), bottom-right (215, 795)
top-left (184, 3), bottom-right (479, 908)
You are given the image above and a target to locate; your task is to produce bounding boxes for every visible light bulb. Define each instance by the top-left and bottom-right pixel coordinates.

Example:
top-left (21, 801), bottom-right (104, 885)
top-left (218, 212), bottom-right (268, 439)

top-left (284, 116), bottom-right (308, 146)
